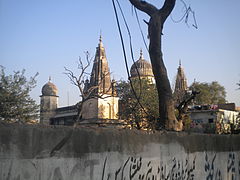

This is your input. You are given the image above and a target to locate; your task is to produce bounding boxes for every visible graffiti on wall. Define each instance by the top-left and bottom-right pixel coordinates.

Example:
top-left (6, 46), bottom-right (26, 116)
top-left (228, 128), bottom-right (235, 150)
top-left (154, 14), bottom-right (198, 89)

top-left (101, 156), bottom-right (196, 180)
top-left (100, 153), bottom-right (240, 180)
top-left (204, 152), bottom-right (240, 180)
top-left (2, 152), bottom-right (240, 180)
top-left (205, 153), bottom-right (222, 180)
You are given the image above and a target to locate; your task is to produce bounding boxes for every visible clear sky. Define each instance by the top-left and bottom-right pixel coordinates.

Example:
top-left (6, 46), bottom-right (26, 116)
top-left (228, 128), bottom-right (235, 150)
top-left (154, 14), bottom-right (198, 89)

top-left (1, 0), bottom-right (240, 107)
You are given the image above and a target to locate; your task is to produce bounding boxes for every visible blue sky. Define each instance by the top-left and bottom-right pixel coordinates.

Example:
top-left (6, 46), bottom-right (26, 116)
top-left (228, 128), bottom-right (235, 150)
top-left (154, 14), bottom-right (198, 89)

top-left (0, 0), bottom-right (240, 107)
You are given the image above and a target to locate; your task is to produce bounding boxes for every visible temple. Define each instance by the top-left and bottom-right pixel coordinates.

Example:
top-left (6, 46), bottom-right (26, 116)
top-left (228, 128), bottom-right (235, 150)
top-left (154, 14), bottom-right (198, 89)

top-left (81, 36), bottom-right (119, 120)
top-left (173, 60), bottom-right (188, 105)
top-left (40, 36), bottom-right (119, 125)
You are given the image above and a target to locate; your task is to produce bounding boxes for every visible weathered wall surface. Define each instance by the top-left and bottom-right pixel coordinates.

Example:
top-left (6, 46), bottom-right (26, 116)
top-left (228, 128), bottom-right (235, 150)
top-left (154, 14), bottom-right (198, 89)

top-left (1, 123), bottom-right (240, 180)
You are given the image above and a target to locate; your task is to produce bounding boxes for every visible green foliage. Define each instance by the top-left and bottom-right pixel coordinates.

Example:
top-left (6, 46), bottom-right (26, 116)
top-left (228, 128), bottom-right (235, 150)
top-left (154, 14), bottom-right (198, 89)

top-left (0, 66), bottom-right (39, 123)
top-left (117, 78), bottom-right (159, 129)
top-left (189, 81), bottom-right (226, 105)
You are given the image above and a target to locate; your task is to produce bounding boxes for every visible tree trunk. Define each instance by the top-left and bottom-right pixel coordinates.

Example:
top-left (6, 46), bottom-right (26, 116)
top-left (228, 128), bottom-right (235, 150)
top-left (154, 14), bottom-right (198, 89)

top-left (148, 14), bottom-right (181, 131)
top-left (128, 0), bottom-right (182, 131)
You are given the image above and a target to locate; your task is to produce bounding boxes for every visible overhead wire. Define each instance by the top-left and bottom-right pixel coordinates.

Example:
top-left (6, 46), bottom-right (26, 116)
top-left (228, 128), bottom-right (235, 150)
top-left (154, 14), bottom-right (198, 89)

top-left (134, 7), bottom-right (149, 52)
top-left (115, 0), bottom-right (143, 103)
top-left (112, 0), bottom-right (154, 123)
top-left (170, 0), bottom-right (198, 29)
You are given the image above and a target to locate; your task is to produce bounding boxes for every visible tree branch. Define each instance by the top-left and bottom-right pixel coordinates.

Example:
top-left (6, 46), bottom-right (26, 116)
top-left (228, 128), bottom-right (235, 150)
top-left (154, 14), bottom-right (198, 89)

top-left (64, 67), bottom-right (79, 87)
top-left (160, 0), bottom-right (176, 23)
top-left (177, 90), bottom-right (200, 121)
top-left (129, 0), bottom-right (158, 16)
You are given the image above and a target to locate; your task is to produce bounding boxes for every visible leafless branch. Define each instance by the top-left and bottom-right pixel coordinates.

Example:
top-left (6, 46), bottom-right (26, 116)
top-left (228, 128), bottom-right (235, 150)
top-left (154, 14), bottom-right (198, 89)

top-left (64, 51), bottom-right (93, 98)
top-left (64, 67), bottom-right (79, 87)
top-left (129, 0), bottom-right (158, 16)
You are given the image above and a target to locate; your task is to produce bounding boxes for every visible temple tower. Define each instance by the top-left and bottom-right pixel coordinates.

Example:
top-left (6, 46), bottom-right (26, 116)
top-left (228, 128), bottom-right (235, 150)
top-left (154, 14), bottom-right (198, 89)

top-left (40, 78), bottom-right (58, 124)
top-left (89, 35), bottom-right (112, 95)
top-left (81, 36), bottom-right (119, 120)
top-left (174, 61), bottom-right (188, 105)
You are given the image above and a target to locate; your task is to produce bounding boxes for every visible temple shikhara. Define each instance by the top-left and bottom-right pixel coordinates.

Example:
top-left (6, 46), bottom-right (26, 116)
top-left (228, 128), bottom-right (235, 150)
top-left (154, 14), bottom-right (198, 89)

top-left (173, 61), bottom-right (188, 106)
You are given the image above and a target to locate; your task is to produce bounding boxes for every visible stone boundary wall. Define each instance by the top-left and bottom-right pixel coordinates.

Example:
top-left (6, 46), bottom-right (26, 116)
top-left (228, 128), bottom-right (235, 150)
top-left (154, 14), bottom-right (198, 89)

top-left (1, 123), bottom-right (240, 180)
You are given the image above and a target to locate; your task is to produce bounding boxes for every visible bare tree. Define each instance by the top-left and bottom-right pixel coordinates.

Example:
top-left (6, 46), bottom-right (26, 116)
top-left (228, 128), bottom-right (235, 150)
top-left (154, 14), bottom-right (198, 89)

top-left (64, 52), bottom-right (112, 122)
top-left (64, 52), bottom-right (91, 121)
top-left (128, 0), bottom-right (182, 130)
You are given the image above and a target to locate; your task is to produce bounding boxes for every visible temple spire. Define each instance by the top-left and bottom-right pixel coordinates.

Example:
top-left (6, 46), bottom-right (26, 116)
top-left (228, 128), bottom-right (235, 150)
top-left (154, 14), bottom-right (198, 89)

top-left (174, 61), bottom-right (188, 105)
top-left (175, 61), bottom-right (187, 91)
top-left (88, 36), bottom-right (112, 95)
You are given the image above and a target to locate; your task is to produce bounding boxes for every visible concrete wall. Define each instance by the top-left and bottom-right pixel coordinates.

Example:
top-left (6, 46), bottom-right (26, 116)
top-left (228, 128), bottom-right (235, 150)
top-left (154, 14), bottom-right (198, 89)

top-left (1, 123), bottom-right (240, 180)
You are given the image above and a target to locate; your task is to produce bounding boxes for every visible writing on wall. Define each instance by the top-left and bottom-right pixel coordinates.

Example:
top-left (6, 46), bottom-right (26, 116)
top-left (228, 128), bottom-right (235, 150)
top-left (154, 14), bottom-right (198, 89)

top-left (2, 152), bottom-right (240, 180)
top-left (100, 155), bottom-right (196, 180)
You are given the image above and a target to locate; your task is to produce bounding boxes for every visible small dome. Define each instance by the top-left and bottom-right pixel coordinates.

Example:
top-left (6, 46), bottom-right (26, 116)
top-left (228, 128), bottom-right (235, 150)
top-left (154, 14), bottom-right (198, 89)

top-left (41, 80), bottom-right (58, 96)
top-left (130, 50), bottom-right (154, 78)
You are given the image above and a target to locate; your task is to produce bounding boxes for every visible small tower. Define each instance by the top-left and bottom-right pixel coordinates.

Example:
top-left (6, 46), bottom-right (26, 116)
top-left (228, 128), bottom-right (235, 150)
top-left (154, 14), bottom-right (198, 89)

top-left (81, 35), bottom-right (119, 120)
top-left (40, 77), bottom-right (58, 124)
top-left (174, 61), bottom-right (188, 105)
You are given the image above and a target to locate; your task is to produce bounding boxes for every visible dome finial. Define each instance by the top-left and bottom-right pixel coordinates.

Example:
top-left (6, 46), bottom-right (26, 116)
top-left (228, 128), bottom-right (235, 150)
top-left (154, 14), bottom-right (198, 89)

top-left (99, 31), bottom-right (103, 46)
top-left (179, 59), bottom-right (181, 67)
top-left (49, 76), bottom-right (51, 82)
top-left (140, 49), bottom-right (143, 59)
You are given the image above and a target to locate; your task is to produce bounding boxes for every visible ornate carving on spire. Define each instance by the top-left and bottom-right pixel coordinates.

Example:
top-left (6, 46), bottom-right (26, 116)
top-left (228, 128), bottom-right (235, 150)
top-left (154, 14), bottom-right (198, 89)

top-left (88, 36), bottom-right (112, 95)
top-left (174, 61), bottom-right (188, 105)
top-left (175, 62), bottom-right (187, 92)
